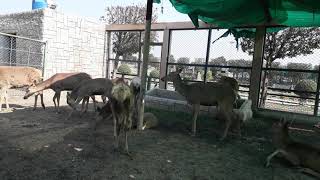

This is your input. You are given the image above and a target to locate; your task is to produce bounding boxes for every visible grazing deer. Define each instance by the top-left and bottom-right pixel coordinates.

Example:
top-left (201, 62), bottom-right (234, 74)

top-left (0, 66), bottom-right (45, 111)
top-left (161, 69), bottom-right (238, 140)
top-left (266, 118), bottom-right (320, 178)
top-left (66, 78), bottom-right (112, 120)
top-left (24, 72), bottom-right (96, 113)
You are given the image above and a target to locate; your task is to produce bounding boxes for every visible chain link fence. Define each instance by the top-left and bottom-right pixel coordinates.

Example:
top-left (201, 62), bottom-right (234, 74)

top-left (0, 32), bottom-right (46, 96)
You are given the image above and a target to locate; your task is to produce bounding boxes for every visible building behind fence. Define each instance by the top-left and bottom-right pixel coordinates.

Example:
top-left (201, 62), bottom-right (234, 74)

top-left (0, 9), bottom-right (106, 79)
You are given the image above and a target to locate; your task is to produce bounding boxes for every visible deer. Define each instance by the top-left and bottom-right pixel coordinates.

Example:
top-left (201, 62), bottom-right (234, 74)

top-left (265, 118), bottom-right (320, 178)
top-left (24, 72), bottom-right (98, 113)
top-left (0, 66), bottom-right (45, 111)
top-left (161, 69), bottom-right (238, 140)
top-left (66, 78), bottom-right (112, 120)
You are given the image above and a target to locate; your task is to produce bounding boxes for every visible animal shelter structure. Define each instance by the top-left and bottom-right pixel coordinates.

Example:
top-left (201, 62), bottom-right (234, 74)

top-left (0, 0), bottom-right (320, 122)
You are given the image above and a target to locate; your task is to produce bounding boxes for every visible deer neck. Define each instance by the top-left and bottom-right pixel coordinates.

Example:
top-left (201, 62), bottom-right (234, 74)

top-left (31, 80), bottom-right (51, 93)
top-left (172, 75), bottom-right (188, 97)
top-left (273, 129), bottom-right (292, 149)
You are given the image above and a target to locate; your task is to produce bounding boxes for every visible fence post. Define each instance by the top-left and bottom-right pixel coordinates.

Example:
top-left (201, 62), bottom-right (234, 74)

top-left (27, 47), bottom-right (31, 66)
top-left (314, 66), bottom-right (320, 116)
top-left (159, 28), bottom-right (170, 89)
top-left (106, 31), bottom-right (111, 79)
top-left (9, 37), bottom-right (13, 65)
top-left (249, 26), bottom-right (266, 112)
top-left (204, 28), bottom-right (212, 83)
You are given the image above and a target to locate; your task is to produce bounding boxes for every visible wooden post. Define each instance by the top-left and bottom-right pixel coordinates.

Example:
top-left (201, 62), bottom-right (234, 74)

top-left (137, 0), bottom-right (153, 130)
top-left (159, 28), bottom-right (170, 89)
top-left (249, 26), bottom-right (266, 112)
top-left (106, 31), bottom-right (111, 79)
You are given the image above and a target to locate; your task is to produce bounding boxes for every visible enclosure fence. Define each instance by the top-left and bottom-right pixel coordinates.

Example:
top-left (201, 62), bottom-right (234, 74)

top-left (105, 22), bottom-right (320, 117)
top-left (0, 32), bottom-right (47, 95)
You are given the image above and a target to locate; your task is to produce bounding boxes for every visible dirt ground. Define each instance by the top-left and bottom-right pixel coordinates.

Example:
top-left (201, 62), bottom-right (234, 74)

top-left (0, 91), bottom-right (320, 180)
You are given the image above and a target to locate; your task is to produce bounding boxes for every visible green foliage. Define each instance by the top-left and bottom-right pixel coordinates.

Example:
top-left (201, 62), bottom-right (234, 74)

top-left (206, 70), bottom-right (213, 81)
top-left (287, 63), bottom-right (312, 84)
top-left (209, 56), bottom-right (227, 75)
top-left (241, 28), bottom-right (320, 66)
top-left (149, 54), bottom-right (160, 69)
top-left (294, 79), bottom-right (317, 98)
top-left (117, 64), bottom-right (132, 74)
top-left (192, 58), bottom-right (205, 73)
top-left (227, 59), bottom-right (251, 80)
top-left (176, 57), bottom-right (190, 71)
top-left (149, 69), bottom-right (160, 78)
top-left (168, 55), bottom-right (176, 63)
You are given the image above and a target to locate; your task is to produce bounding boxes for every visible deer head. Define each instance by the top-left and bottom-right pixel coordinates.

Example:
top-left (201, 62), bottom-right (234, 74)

top-left (271, 117), bottom-right (290, 148)
top-left (23, 85), bottom-right (38, 99)
top-left (160, 69), bottom-right (183, 82)
top-left (66, 92), bottom-right (77, 108)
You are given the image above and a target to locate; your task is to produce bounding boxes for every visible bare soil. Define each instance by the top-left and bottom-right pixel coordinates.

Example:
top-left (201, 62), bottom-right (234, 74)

top-left (0, 91), bottom-right (319, 180)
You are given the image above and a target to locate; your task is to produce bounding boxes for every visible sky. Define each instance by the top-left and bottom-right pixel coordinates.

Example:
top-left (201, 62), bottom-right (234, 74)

top-left (0, 0), bottom-right (319, 66)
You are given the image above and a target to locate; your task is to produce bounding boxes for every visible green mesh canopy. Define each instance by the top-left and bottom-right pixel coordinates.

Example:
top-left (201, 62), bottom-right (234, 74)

top-left (168, 0), bottom-right (320, 28)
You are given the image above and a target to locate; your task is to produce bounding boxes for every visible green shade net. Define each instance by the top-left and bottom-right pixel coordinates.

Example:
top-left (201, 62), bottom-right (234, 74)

top-left (169, 0), bottom-right (320, 28)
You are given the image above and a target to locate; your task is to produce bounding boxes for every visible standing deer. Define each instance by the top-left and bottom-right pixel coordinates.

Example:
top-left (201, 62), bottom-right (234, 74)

top-left (24, 72), bottom-right (97, 113)
top-left (66, 78), bottom-right (112, 120)
top-left (109, 79), bottom-right (134, 155)
top-left (161, 69), bottom-right (238, 140)
top-left (266, 118), bottom-right (320, 178)
top-left (0, 66), bottom-right (45, 111)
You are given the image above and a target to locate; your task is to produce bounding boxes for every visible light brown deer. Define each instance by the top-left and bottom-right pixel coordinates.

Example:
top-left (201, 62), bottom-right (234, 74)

top-left (66, 78), bottom-right (112, 120)
top-left (24, 72), bottom-right (96, 113)
top-left (161, 69), bottom-right (238, 140)
top-left (266, 118), bottom-right (320, 178)
top-left (0, 66), bottom-right (45, 111)
top-left (109, 78), bottom-right (133, 155)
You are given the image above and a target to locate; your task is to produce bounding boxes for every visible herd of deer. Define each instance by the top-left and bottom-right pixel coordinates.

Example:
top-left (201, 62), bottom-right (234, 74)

top-left (0, 66), bottom-right (320, 177)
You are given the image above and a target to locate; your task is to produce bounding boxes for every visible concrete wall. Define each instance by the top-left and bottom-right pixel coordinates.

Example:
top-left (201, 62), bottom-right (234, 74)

top-left (0, 9), bottom-right (106, 79)
top-left (42, 9), bottom-right (106, 78)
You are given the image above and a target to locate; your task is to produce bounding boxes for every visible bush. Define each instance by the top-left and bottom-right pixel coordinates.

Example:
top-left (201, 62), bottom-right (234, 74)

top-left (149, 69), bottom-right (160, 78)
top-left (294, 79), bottom-right (317, 98)
top-left (117, 64), bottom-right (132, 74)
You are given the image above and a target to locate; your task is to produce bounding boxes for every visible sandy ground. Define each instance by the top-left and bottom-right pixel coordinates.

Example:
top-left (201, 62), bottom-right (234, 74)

top-left (0, 90), bottom-right (319, 180)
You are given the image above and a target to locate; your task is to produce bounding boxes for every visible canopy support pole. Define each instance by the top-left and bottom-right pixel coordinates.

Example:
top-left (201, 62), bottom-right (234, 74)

top-left (137, 0), bottom-right (153, 130)
top-left (249, 26), bottom-right (266, 112)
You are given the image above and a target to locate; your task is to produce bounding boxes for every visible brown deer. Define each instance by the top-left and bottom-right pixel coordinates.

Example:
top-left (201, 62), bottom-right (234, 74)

top-left (266, 118), bottom-right (320, 178)
top-left (161, 69), bottom-right (238, 140)
top-left (109, 78), bottom-right (133, 155)
top-left (0, 66), bottom-right (45, 111)
top-left (66, 78), bottom-right (112, 120)
top-left (24, 72), bottom-right (97, 113)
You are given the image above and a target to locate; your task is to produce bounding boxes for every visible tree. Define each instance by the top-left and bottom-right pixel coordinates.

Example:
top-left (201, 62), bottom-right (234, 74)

top-left (209, 56), bottom-right (227, 77)
top-left (176, 57), bottom-right (190, 72)
top-left (240, 27), bottom-right (320, 107)
top-left (227, 59), bottom-right (251, 82)
top-left (100, 5), bottom-right (158, 78)
top-left (148, 54), bottom-right (160, 69)
top-left (149, 69), bottom-right (160, 78)
top-left (294, 79), bottom-right (317, 104)
top-left (117, 64), bottom-right (132, 75)
top-left (168, 54), bottom-right (176, 72)
top-left (192, 58), bottom-right (205, 73)
top-left (287, 63), bottom-right (312, 84)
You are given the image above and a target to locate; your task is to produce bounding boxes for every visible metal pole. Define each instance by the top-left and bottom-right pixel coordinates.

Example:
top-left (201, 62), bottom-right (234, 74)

top-left (42, 42), bottom-right (47, 78)
top-left (9, 37), bottom-right (13, 66)
top-left (106, 31), bottom-right (111, 78)
top-left (204, 29), bottom-right (212, 83)
top-left (249, 26), bottom-right (266, 112)
top-left (313, 65), bottom-right (320, 116)
top-left (137, 0), bottom-right (153, 130)
top-left (138, 31), bottom-right (142, 76)
top-left (159, 28), bottom-right (170, 89)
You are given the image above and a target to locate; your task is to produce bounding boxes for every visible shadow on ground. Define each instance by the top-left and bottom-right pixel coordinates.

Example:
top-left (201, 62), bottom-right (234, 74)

top-left (0, 104), bottom-right (318, 180)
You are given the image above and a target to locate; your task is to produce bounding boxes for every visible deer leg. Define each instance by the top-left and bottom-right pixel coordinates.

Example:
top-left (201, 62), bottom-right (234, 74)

top-left (40, 91), bottom-right (45, 110)
top-left (110, 101), bottom-right (119, 150)
top-left (53, 93), bottom-right (57, 111)
top-left (220, 104), bottom-right (233, 141)
top-left (33, 94), bottom-right (38, 111)
top-left (102, 95), bottom-right (107, 104)
top-left (266, 150), bottom-right (281, 167)
top-left (299, 168), bottom-right (320, 179)
top-left (56, 91), bottom-right (61, 113)
top-left (5, 89), bottom-right (9, 110)
top-left (191, 104), bottom-right (200, 136)
top-left (90, 95), bottom-right (96, 111)
top-left (80, 97), bottom-right (89, 116)
top-left (0, 90), bottom-right (3, 112)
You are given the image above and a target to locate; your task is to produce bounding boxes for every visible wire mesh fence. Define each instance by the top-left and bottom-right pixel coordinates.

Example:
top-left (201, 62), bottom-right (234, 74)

top-left (106, 25), bottom-right (320, 117)
top-left (0, 32), bottom-right (46, 96)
